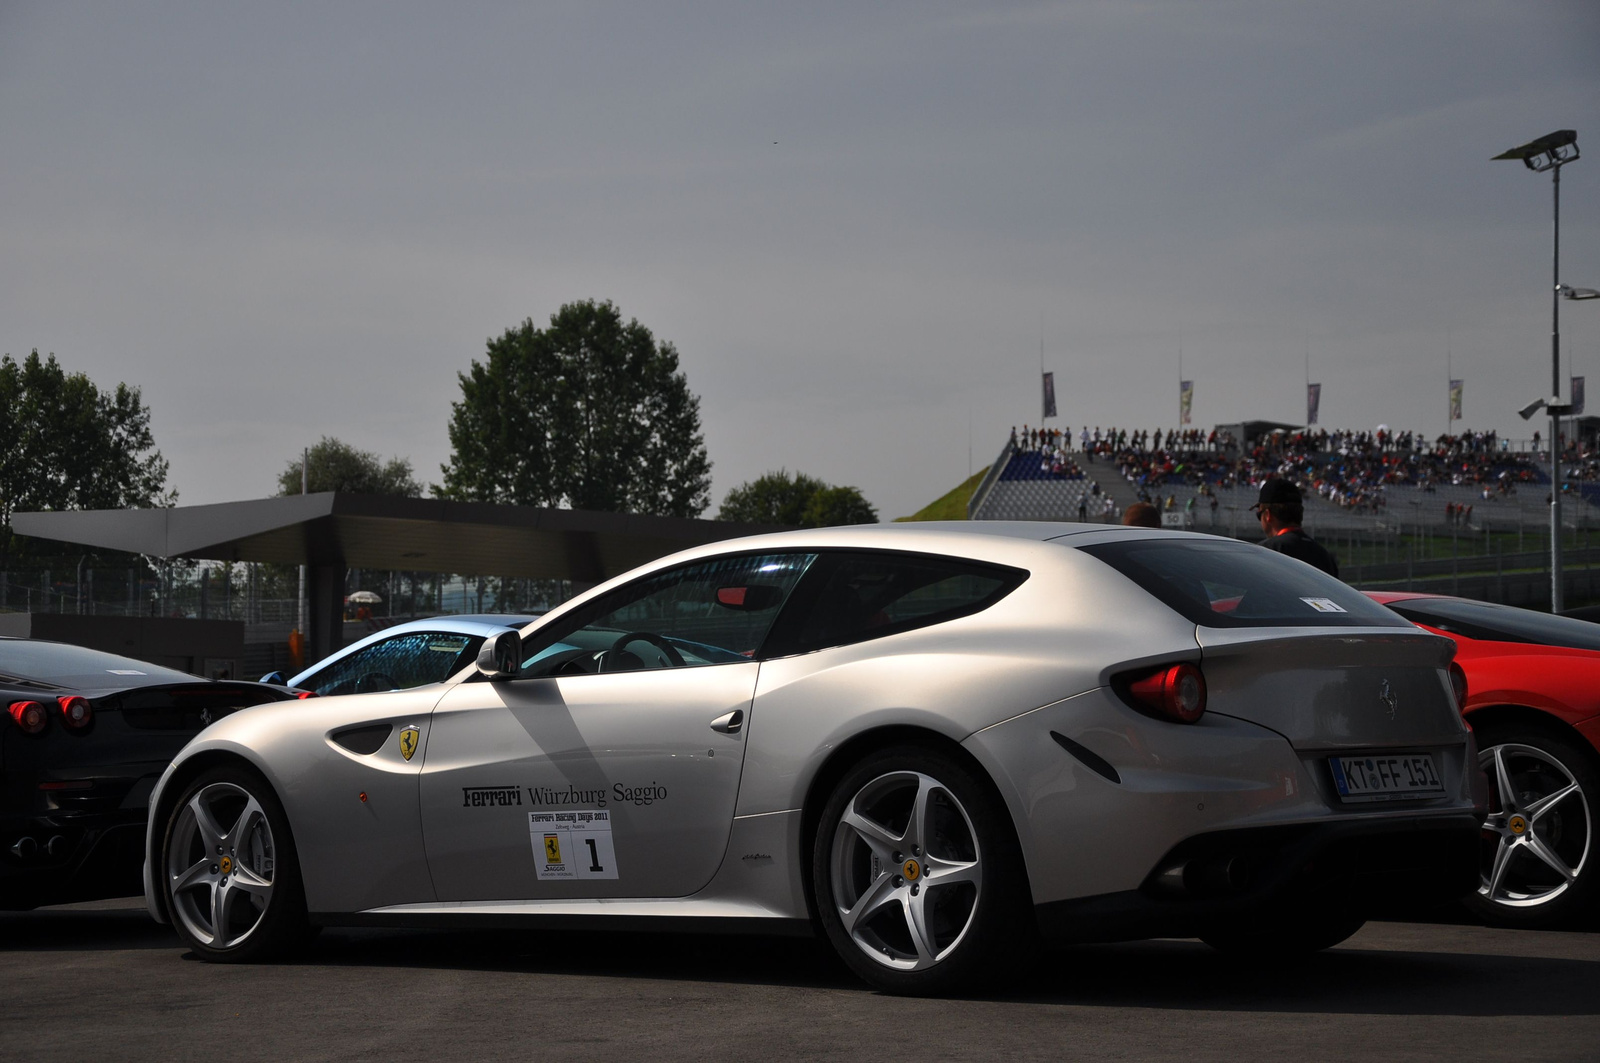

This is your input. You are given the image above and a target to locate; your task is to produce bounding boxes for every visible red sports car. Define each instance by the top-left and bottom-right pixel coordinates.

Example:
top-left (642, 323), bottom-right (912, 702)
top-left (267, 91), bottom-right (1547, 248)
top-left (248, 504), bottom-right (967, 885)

top-left (1365, 592), bottom-right (1599, 928)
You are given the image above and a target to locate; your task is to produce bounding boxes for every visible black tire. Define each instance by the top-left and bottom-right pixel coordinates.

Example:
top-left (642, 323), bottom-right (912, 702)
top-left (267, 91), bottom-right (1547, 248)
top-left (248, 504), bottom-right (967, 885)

top-left (811, 745), bottom-right (1033, 995)
top-left (160, 763), bottom-right (313, 962)
top-left (1463, 723), bottom-right (1599, 930)
top-left (1200, 905), bottom-right (1367, 957)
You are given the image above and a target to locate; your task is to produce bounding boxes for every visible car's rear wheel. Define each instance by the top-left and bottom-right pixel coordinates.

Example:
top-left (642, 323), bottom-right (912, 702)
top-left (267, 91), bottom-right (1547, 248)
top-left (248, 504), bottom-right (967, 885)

top-left (812, 746), bottom-right (1032, 995)
top-left (162, 764), bottom-right (312, 961)
top-left (1465, 725), bottom-right (1598, 929)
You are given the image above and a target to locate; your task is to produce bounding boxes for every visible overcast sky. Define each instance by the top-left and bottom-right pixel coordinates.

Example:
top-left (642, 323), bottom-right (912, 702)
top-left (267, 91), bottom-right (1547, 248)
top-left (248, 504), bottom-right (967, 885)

top-left (3, 1), bottom-right (1598, 519)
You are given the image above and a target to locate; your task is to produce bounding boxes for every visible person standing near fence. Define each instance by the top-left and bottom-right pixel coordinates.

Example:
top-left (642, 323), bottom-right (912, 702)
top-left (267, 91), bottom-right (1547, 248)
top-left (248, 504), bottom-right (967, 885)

top-left (1252, 479), bottom-right (1339, 577)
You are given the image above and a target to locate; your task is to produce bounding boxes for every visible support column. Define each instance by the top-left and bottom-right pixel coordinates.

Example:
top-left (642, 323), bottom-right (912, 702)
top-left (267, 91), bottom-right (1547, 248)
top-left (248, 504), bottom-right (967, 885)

top-left (306, 564), bottom-right (346, 662)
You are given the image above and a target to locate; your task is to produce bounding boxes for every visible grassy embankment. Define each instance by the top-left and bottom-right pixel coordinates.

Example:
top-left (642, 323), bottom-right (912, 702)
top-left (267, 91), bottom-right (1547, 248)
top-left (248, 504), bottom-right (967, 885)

top-left (894, 470), bottom-right (986, 522)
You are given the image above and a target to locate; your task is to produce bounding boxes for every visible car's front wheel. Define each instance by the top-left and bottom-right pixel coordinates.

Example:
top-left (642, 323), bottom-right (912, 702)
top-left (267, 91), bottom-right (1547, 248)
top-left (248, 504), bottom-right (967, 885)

top-left (161, 764), bottom-right (312, 961)
top-left (1465, 725), bottom-right (1598, 929)
top-left (812, 746), bottom-right (1032, 995)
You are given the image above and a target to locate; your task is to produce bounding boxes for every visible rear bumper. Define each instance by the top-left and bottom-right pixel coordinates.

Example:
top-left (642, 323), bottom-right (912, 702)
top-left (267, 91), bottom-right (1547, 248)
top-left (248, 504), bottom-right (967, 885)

top-left (0, 812), bottom-right (147, 910)
top-left (1034, 811), bottom-right (1481, 943)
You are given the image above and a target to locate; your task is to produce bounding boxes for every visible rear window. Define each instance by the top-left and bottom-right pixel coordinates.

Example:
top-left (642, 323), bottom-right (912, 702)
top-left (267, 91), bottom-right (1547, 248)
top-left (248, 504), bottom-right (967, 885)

top-left (0, 639), bottom-right (198, 688)
top-left (1080, 538), bottom-right (1406, 629)
top-left (769, 551), bottom-right (1028, 655)
top-left (1386, 597), bottom-right (1600, 651)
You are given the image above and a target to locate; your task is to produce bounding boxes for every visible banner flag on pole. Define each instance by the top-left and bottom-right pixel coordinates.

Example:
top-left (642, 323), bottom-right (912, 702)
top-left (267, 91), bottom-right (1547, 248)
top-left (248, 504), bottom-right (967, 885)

top-left (1572, 376), bottom-right (1586, 417)
top-left (1449, 379), bottom-right (1463, 421)
top-left (1041, 372), bottom-right (1057, 419)
top-left (1306, 383), bottom-right (1321, 426)
top-left (1179, 380), bottom-right (1194, 426)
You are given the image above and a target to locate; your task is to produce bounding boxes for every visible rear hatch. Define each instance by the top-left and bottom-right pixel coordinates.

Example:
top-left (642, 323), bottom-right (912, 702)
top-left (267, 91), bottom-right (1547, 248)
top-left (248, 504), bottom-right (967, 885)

top-left (1078, 533), bottom-right (1465, 749)
top-left (4, 681), bottom-right (292, 817)
top-left (1195, 627), bottom-right (1462, 749)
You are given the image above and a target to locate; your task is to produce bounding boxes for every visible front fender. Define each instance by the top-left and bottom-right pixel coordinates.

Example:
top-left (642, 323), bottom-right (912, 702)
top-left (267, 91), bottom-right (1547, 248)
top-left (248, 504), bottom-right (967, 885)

top-left (144, 689), bottom-right (446, 916)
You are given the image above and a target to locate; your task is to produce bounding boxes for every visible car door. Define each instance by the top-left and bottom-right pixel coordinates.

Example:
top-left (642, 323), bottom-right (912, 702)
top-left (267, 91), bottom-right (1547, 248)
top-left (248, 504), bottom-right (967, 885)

top-left (419, 551), bottom-right (815, 901)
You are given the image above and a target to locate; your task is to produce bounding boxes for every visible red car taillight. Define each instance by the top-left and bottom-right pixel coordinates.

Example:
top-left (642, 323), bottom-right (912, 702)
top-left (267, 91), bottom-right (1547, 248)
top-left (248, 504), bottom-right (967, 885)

top-left (1448, 662), bottom-right (1468, 710)
top-left (8, 700), bottom-right (49, 735)
top-left (295, 690), bottom-right (318, 699)
top-left (1125, 662), bottom-right (1207, 723)
top-left (57, 695), bottom-right (93, 730)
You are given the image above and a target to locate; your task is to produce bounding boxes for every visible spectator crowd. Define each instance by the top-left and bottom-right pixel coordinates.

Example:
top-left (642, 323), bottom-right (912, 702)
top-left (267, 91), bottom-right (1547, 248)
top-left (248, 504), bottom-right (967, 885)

top-left (1009, 422), bottom-right (1551, 519)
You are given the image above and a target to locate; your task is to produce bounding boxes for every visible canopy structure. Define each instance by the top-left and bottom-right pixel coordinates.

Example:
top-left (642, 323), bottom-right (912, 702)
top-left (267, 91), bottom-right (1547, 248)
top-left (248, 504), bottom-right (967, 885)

top-left (12, 494), bottom-right (787, 659)
top-left (1214, 420), bottom-right (1307, 450)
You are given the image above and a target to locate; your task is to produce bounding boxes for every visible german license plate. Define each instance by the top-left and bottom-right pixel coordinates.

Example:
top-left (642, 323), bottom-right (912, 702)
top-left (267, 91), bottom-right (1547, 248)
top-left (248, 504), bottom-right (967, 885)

top-left (1329, 753), bottom-right (1444, 803)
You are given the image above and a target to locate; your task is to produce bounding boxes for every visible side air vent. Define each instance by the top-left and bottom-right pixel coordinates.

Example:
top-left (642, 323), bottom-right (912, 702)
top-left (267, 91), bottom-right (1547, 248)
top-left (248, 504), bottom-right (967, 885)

top-left (331, 724), bottom-right (393, 755)
top-left (1050, 731), bottom-right (1121, 784)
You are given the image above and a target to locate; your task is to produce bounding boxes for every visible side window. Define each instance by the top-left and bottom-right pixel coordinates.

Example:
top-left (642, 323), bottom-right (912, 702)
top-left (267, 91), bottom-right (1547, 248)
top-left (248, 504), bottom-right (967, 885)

top-left (774, 552), bottom-right (1027, 656)
top-left (519, 552), bottom-right (816, 676)
top-left (303, 632), bottom-right (477, 696)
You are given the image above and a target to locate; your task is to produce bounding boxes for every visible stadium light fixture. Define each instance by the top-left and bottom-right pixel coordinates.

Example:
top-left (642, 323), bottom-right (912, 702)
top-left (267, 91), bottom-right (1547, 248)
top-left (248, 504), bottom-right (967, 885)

top-left (1516, 398), bottom-right (1576, 421)
top-left (1559, 285), bottom-right (1600, 301)
top-left (1495, 128), bottom-right (1580, 611)
top-left (1493, 129), bottom-right (1579, 172)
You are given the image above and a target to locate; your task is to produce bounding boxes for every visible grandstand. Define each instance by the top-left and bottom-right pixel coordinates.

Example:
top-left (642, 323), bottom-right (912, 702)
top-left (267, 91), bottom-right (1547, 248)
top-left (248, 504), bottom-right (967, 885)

top-left (955, 425), bottom-right (1600, 608)
top-left (967, 428), bottom-right (1600, 536)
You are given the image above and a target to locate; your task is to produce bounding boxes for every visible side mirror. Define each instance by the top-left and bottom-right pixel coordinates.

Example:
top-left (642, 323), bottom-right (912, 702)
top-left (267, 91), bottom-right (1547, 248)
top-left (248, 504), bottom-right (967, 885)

top-left (259, 671), bottom-right (287, 685)
top-left (476, 631), bottom-right (521, 681)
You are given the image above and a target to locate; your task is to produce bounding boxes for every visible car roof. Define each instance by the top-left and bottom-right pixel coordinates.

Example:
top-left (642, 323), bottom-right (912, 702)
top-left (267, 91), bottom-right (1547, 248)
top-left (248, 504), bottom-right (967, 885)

top-left (510, 521), bottom-right (1255, 637)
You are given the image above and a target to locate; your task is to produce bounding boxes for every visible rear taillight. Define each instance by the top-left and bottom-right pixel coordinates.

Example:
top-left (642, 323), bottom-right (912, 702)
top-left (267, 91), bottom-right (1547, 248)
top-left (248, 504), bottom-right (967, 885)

top-left (295, 690), bottom-right (318, 699)
top-left (1448, 663), bottom-right (1468, 710)
top-left (1125, 662), bottom-right (1207, 723)
top-left (57, 696), bottom-right (93, 730)
top-left (8, 700), bottom-right (49, 735)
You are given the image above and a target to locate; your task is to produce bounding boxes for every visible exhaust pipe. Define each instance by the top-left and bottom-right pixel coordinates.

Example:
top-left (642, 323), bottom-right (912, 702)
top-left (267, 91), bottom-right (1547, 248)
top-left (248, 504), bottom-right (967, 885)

top-left (45, 835), bottom-right (68, 858)
top-left (9, 836), bottom-right (37, 859)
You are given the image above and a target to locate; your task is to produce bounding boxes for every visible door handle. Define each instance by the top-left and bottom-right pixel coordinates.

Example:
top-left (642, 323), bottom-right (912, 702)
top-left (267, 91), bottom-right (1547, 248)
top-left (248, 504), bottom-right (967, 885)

top-left (709, 710), bottom-right (744, 735)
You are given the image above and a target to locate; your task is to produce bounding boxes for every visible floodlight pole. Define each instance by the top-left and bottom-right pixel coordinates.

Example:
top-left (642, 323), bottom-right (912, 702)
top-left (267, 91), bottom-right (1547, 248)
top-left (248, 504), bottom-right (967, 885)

top-left (1499, 131), bottom-right (1580, 611)
top-left (1551, 160), bottom-right (1563, 612)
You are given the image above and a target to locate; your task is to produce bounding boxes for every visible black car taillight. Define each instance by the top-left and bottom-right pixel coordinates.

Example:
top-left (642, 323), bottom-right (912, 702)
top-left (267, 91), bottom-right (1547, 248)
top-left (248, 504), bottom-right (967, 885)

top-left (57, 696), bottom-right (93, 730)
top-left (1123, 662), bottom-right (1207, 724)
top-left (1448, 662), bottom-right (1468, 710)
top-left (8, 700), bottom-right (49, 735)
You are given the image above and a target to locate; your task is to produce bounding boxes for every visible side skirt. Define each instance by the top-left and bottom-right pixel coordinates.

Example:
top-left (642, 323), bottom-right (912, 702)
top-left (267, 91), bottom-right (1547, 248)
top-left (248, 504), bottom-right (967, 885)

top-left (313, 908), bottom-right (814, 938)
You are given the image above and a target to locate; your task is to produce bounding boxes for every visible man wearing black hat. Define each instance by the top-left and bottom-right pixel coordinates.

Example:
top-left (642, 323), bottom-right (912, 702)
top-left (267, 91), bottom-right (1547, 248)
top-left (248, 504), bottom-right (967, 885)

top-left (1252, 478), bottom-right (1339, 577)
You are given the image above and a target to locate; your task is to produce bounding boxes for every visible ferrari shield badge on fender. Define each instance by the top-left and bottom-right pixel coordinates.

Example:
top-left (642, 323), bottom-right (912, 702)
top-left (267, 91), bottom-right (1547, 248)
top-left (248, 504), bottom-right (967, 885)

top-left (399, 726), bottom-right (420, 761)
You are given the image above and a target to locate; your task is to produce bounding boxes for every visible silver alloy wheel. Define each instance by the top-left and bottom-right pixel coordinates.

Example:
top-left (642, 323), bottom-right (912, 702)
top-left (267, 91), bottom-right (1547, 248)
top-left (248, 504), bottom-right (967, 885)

top-left (166, 781), bottom-right (277, 949)
top-left (829, 770), bottom-right (982, 971)
top-left (1480, 742), bottom-right (1591, 908)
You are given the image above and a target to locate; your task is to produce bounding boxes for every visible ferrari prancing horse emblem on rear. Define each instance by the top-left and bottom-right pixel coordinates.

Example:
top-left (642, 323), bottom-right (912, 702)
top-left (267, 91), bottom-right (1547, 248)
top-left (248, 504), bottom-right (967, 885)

top-left (399, 726), bottom-right (420, 761)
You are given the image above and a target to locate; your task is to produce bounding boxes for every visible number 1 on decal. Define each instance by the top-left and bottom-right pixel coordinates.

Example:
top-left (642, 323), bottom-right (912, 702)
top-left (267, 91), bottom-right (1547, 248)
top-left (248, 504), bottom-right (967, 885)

top-left (585, 836), bottom-right (604, 873)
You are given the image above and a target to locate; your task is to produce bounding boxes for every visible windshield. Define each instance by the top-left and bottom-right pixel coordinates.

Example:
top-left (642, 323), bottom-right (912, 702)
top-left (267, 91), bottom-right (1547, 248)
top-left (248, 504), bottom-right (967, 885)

top-left (1080, 537), bottom-right (1407, 629)
top-left (1386, 598), bottom-right (1600, 651)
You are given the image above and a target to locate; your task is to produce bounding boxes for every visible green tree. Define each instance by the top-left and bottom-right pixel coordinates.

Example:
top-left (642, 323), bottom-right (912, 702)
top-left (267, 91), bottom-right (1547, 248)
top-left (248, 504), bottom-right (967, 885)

top-left (804, 484), bottom-right (878, 527)
top-left (718, 470), bottom-right (877, 527)
top-left (439, 300), bottom-right (712, 517)
top-left (0, 350), bottom-right (173, 558)
top-left (276, 437), bottom-right (421, 496)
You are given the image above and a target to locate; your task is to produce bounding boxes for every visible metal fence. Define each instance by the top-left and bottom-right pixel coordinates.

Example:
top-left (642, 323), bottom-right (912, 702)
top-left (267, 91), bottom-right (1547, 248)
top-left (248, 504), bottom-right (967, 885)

top-left (0, 563), bottom-right (576, 624)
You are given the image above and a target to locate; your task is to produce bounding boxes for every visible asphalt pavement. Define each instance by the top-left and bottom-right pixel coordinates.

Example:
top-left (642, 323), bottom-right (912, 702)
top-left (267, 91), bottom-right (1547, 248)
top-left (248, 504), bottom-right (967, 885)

top-left (3, 898), bottom-right (1596, 1062)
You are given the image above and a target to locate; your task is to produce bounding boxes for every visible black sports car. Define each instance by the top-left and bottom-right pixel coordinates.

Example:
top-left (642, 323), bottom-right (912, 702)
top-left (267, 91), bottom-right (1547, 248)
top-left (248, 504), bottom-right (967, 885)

top-left (2, 638), bottom-right (298, 909)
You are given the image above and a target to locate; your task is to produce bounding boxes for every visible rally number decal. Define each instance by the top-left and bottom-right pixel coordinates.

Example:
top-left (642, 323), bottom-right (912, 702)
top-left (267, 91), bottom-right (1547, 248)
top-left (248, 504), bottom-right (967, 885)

top-left (530, 809), bottom-right (617, 880)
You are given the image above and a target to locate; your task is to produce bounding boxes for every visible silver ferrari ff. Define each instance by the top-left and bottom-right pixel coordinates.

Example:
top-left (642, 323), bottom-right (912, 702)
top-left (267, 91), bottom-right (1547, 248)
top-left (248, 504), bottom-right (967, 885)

top-left (144, 523), bottom-right (1485, 994)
